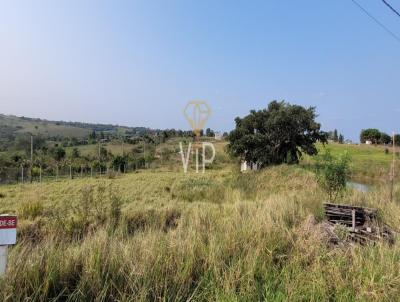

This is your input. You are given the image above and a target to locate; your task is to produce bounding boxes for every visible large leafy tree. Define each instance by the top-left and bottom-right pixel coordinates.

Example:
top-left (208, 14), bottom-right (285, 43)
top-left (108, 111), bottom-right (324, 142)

top-left (379, 132), bottom-right (392, 145)
top-left (360, 129), bottom-right (381, 144)
top-left (227, 101), bottom-right (327, 167)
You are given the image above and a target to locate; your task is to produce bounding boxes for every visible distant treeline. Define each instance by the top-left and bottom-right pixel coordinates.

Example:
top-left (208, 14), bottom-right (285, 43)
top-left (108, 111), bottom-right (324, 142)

top-left (18, 115), bottom-right (146, 133)
top-left (0, 114), bottom-right (227, 152)
top-left (326, 129), bottom-right (345, 144)
top-left (360, 129), bottom-right (399, 145)
top-left (0, 127), bottom-right (223, 152)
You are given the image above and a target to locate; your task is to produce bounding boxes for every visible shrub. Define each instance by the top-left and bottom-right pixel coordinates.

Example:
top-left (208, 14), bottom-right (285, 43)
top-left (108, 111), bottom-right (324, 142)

top-left (316, 150), bottom-right (350, 201)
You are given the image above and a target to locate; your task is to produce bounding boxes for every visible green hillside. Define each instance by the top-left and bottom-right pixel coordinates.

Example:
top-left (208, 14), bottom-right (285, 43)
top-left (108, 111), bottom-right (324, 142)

top-left (0, 114), bottom-right (149, 139)
top-left (0, 114), bottom-right (90, 138)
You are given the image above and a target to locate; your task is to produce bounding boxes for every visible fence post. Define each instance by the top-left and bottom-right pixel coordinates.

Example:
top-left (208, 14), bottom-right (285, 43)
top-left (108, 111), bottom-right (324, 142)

top-left (91, 166), bottom-right (93, 178)
top-left (21, 165), bottom-right (24, 184)
top-left (81, 166), bottom-right (83, 178)
top-left (56, 165), bottom-right (59, 181)
top-left (39, 166), bottom-right (42, 183)
top-left (0, 246), bottom-right (8, 276)
top-left (70, 166), bottom-right (72, 179)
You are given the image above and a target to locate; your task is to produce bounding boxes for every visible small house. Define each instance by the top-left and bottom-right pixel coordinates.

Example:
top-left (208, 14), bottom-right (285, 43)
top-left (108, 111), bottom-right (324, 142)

top-left (365, 140), bottom-right (372, 145)
top-left (214, 132), bottom-right (223, 141)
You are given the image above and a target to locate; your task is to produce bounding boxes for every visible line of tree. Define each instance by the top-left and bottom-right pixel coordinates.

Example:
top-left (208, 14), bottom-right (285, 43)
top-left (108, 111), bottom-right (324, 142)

top-left (360, 129), bottom-right (398, 145)
top-left (1, 126), bottom-right (227, 183)
top-left (0, 141), bottom-right (157, 183)
top-left (327, 129), bottom-right (345, 144)
top-left (0, 126), bottom-right (225, 153)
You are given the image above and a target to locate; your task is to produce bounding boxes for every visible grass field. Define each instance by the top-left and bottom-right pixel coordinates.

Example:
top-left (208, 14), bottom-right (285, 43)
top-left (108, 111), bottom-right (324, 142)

top-left (302, 143), bottom-right (399, 184)
top-left (0, 141), bottom-right (399, 301)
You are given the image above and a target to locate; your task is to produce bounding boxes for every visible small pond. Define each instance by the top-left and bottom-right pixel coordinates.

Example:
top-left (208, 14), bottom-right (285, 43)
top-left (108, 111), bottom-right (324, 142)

top-left (347, 181), bottom-right (370, 193)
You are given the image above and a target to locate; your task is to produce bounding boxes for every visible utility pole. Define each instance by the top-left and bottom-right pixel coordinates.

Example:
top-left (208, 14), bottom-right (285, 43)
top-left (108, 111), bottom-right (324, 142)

top-left (30, 135), bottom-right (33, 183)
top-left (98, 140), bottom-right (101, 176)
top-left (121, 133), bottom-right (125, 156)
top-left (143, 140), bottom-right (145, 165)
top-left (390, 132), bottom-right (396, 202)
top-left (30, 135), bottom-right (33, 163)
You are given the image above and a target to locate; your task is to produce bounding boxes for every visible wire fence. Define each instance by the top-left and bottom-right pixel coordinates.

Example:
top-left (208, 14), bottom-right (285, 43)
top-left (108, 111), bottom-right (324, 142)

top-left (0, 162), bottom-right (148, 185)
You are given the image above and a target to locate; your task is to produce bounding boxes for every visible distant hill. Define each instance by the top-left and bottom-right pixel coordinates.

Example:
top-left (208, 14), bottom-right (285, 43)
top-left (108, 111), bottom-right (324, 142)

top-left (0, 114), bottom-right (150, 140)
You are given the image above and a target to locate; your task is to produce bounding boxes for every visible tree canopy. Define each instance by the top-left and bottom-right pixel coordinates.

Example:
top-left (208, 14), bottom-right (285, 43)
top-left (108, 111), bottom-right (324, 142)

top-left (360, 129), bottom-right (381, 144)
top-left (379, 133), bottom-right (392, 145)
top-left (227, 101), bottom-right (327, 167)
top-left (360, 129), bottom-right (394, 145)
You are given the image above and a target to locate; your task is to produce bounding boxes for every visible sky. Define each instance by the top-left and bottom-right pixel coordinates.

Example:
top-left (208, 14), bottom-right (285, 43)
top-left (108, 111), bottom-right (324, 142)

top-left (0, 0), bottom-right (399, 141)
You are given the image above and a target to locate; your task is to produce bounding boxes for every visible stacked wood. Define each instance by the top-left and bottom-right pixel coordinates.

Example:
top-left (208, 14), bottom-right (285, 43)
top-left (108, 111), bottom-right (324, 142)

top-left (323, 203), bottom-right (394, 245)
top-left (324, 203), bottom-right (377, 228)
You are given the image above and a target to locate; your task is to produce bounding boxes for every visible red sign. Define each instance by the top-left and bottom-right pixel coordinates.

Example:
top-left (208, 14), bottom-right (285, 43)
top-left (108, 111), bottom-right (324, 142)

top-left (0, 216), bottom-right (17, 229)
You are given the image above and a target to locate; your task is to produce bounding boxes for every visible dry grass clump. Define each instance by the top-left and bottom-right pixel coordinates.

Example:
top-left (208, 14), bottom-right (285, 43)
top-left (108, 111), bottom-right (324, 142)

top-left (19, 200), bottom-right (44, 220)
top-left (122, 207), bottom-right (181, 235)
top-left (1, 197), bottom-right (300, 301)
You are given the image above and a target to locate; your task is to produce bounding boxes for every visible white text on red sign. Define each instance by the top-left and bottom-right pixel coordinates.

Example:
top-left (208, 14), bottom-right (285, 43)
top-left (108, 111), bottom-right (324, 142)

top-left (0, 217), bottom-right (17, 229)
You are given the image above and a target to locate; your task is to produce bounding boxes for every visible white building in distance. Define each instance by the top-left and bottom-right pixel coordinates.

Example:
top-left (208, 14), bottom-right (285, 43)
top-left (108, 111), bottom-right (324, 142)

top-left (214, 132), bottom-right (223, 140)
top-left (240, 161), bottom-right (258, 172)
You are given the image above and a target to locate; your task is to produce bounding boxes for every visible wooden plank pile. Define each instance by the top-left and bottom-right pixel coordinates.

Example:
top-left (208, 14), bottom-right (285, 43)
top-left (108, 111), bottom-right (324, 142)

top-left (323, 203), bottom-right (394, 245)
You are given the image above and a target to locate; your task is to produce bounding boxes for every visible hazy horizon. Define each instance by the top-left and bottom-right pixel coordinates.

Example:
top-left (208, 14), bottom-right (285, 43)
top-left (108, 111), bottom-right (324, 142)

top-left (1, 1), bottom-right (400, 141)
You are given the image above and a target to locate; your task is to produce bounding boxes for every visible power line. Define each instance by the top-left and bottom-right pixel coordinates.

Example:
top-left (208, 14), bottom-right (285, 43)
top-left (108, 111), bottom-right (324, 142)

top-left (350, 0), bottom-right (400, 44)
top-left (382, 0), bottom-right (400, 18)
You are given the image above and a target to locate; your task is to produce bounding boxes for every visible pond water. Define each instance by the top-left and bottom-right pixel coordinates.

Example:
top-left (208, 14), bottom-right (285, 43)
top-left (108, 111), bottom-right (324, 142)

top-left (347, 181), bottom-right (370, 193)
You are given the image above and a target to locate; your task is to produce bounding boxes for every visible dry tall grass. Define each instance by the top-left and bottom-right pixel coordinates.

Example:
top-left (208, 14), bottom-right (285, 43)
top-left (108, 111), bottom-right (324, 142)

top-left (0, 163), bottom-right (399, 301)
